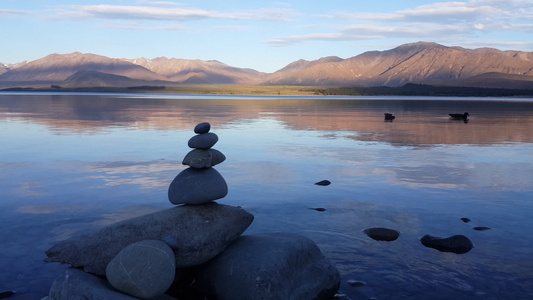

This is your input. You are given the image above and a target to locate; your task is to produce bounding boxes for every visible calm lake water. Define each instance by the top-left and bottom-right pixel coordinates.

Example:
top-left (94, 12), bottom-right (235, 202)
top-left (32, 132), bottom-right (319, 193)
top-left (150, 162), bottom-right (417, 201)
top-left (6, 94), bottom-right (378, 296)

top-left (1, 92), bottom-right (533, 300)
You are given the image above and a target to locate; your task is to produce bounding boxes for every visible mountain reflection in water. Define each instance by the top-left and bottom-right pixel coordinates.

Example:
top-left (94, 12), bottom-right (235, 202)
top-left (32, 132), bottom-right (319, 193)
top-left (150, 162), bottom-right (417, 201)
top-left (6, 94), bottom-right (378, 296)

top-left (1, 93), bottom-right (533, 300)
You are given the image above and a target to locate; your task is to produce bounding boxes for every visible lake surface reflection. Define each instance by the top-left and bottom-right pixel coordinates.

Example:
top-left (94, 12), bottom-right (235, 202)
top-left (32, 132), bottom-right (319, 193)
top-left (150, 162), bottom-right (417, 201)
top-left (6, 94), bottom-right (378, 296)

top-left (1, 93), bottom-right (533, 299)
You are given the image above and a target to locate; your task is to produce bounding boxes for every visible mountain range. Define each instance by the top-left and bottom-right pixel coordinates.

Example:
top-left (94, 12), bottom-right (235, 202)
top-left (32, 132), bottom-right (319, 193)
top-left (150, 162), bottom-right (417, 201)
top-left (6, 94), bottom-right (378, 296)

top-left (1, 42), bottom-right (533, 89)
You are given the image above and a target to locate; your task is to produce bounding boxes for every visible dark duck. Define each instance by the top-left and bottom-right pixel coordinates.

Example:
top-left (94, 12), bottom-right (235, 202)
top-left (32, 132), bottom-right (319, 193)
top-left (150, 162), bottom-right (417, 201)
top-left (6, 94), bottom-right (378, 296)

top-left (449, 112), bottom-right (469, 121)
top-left (384, 113), bottom-right (396, 121)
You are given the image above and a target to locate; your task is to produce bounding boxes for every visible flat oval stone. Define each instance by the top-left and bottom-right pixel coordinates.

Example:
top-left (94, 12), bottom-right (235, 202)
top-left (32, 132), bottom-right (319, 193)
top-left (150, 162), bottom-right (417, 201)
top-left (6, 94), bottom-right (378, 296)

top-left (363, 227), bottom-right (400, 241)
top-left (106, 240), bottom-right (176, 299)
top-left (168, 167), bottom-right (228, 205)
top-left (182, 148), bottom-right (226, 168)
top-left (182, 149), bottom-right (213, 168)
top-left (188, 132), bottom-right (218, 149)
top-left (194, 122), bottom-right (211, 134)
top-left (420, 234), bottom-right (473, 254)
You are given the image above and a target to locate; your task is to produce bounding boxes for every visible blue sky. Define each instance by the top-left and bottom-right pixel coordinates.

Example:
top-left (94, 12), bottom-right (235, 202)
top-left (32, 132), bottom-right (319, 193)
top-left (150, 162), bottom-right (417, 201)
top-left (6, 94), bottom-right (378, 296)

top-left (1, 0), bottom-right (533, 73)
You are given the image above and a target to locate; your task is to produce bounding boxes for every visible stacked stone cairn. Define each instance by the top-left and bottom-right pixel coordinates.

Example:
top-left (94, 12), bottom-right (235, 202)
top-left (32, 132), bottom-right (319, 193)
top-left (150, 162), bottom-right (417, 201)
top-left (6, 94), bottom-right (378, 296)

top-left (43, 122), bottom-right (340, 300)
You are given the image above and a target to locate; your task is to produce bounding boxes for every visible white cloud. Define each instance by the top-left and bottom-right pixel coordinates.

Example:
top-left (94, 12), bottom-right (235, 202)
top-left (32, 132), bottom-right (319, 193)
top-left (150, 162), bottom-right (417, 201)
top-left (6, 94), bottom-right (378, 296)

top-left (52, 4), bottom-right (297, 22)
top-left (0, 9), bottom-right (26, 17)
top-left (272, 0), bottom-right (533, 46)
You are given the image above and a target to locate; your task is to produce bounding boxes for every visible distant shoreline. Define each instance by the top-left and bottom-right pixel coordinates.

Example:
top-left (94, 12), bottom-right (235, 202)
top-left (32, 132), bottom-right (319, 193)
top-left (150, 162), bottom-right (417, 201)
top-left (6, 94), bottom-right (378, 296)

top-left (1, 83), bottom-right (533, 98)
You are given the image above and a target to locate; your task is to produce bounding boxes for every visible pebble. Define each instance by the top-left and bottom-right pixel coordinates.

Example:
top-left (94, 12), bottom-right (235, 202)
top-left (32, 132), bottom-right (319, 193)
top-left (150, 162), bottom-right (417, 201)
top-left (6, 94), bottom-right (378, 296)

top-left (194, 122), bottom-right (211, 134)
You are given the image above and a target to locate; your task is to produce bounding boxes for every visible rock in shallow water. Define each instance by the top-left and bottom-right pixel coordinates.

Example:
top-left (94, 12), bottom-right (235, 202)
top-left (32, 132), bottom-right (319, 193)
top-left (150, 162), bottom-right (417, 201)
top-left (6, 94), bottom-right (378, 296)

top-left (106, 240), bottom-right (176, 299)
top-left (193, 233), bottom-right (340, 300)
top-left (363, 227), bottom-right (400, 241)
top-left (168, 167), bottom-right (228, 205)
top-left (420, 234), bottom-right (474, 254)
top-left (315, 180), bottom-right (331, 186)
top-left (45, 203), bottom-right (254, 275)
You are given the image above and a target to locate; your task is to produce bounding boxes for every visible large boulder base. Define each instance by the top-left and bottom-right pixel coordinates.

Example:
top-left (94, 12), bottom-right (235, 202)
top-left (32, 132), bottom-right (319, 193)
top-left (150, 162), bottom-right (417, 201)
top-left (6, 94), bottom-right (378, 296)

top-left (48, 268), bottom-right (177, 300)
top-left (46, 203), bottom-right (254, 275)
top-left (106, 240), bottom-right (176, 299)
top-left (192, 233), bottom-right (341, 300)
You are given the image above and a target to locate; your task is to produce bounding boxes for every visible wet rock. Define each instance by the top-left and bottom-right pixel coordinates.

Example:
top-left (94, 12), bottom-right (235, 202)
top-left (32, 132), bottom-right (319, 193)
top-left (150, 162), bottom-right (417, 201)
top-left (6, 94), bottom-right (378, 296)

top-left (194, 122), bottom-right (211, 134)
top-left (363, 227), bottom-right (400, 241)
top-left (48, 268), bottom-right (177, 300)
top-left (188, 132), bottom-right (218, 149)
top-left (473, 226), bottom-right (491, 231)
top-left (347, 280), bottom-right (366, 287)
top-left (315, 180), bottom-right (331, 186)
top-left (193, 233), bottom-right (340, 300)
top-left (460, 218), bottom-right (471, 223)
top-left (0, 291), bottom-right (15, 299)
top-left (420, 234), bottom-right (474, 254)
top-left (46, 203), bottom-right (254, 275)
top-left (168, 167), bottom-right (228, 205)
top-left (106, 240), bottom-right (176, 299)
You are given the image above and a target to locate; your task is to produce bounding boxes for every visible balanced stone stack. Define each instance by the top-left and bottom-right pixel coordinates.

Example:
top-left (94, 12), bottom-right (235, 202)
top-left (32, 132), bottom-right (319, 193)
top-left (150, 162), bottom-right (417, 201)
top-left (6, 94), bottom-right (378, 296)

top-left (168, 122), bottom-right (228, 205)
top-left (43, 122), bottom-right (340, 300)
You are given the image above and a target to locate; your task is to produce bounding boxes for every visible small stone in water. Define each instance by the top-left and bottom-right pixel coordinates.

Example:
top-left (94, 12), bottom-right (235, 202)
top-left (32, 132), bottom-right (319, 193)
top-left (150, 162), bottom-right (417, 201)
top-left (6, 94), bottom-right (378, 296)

top-left (347, 280), bottom-right (366, 287)
top-left (473, 226), bottom-right (491, 231)
top-left (460, 218), bottom-right (471, 223)
top-left (310, 208), bottom-right (326, 212)
top-left (315, 180), bottom-right (331, 186)
top-left (363, 227), bottom-right (400, 241)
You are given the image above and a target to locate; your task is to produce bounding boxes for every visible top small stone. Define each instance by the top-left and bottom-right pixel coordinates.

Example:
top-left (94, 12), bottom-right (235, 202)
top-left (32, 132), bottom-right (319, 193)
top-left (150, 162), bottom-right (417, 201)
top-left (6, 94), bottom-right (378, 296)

top-left (194, 122), bottom-right (211, 134)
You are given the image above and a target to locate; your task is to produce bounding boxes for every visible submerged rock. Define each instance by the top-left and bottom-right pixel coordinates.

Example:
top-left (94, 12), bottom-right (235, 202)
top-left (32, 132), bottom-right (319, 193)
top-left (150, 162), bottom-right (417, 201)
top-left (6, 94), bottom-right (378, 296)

top-left (473, 226), bottom-right (491, 231)
top-left (363, 227), bottom-right (400, 241)
top-left (193, 233), bottom-right (340, 300)
top-left (45, 203), bottom-right (254, 275)
top-left (106, 240), bottom-right (176, 299)
top-left (420, 234), bottom-right (474, 254)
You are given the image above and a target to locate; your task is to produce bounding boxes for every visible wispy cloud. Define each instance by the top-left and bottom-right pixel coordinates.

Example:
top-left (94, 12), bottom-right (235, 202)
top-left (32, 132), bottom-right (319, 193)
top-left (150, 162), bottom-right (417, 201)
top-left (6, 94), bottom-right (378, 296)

top-left (270, 0), bottom-right (533, 46)
top-left (0, 9), bottom-right (26, 17)
top-left (52, 4), bottom-right (297, 22)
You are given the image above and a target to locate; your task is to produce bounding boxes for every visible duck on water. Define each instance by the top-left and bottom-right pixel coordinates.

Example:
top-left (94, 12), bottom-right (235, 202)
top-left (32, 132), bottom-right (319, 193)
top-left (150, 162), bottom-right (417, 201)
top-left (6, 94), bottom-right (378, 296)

top-left (449, 112), bottom-right (469, 122)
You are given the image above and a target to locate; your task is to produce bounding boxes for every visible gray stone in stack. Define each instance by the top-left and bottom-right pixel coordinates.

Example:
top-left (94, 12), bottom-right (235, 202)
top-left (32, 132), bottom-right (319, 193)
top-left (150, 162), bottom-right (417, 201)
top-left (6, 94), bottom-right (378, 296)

top-left (168, 122), bottom-right (228, 205)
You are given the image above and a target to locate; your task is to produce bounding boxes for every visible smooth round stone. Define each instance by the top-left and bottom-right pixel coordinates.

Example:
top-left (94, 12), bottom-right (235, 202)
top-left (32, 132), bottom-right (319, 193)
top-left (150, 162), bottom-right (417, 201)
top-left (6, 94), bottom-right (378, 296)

top-left (168, 167), bottom-right (228, 205)
top-left (106, 240), bottom-right (176, 299)
top-left (363, 227), bottom-right (400, 241)
top-left (182, 148), bottom-right (226, 168)
top-left (188, 132), bottom-right (218, 149)
top-left (194, 122), bottom-right (211, 134)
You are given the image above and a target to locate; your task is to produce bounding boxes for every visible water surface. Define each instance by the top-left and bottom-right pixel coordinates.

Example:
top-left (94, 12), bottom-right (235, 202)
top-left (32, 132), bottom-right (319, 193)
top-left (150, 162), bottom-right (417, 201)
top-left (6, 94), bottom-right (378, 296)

top-left (1, 93), bottom-right (532, 299)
